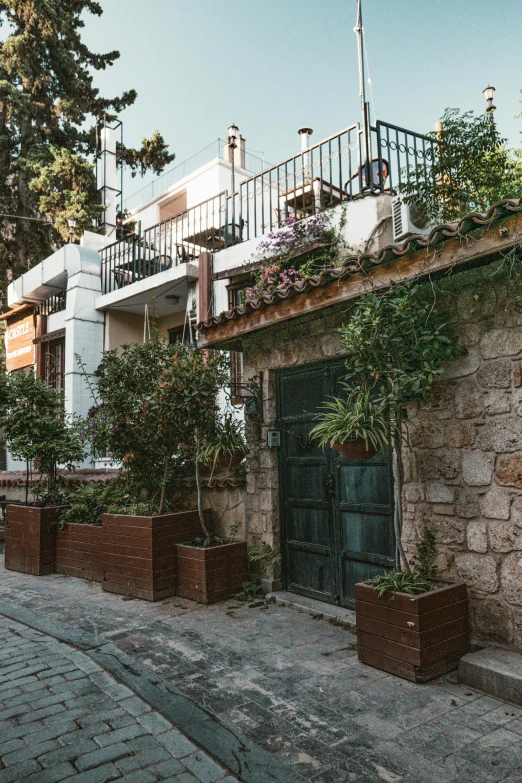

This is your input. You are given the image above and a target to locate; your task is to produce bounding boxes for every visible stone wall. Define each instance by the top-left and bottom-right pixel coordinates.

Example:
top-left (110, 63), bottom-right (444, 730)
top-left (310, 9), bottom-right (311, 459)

top-left (241, 263), bottom-right (522, 649)
top-left (403, 268), bottom-right (522, 649)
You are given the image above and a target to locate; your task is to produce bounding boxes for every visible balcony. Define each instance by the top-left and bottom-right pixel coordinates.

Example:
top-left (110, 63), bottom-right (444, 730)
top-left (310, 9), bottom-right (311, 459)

top-left (100, 120), bottom-right (436, 295)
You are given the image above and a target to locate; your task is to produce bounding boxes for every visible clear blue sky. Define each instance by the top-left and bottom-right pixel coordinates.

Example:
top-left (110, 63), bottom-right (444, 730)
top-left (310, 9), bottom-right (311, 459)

top-left (83, 0), bottom-right (522, 199)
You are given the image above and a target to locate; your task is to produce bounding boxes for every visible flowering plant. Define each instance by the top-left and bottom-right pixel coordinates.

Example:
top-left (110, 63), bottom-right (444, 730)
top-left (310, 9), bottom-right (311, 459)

top-left (245, 210), bottom-right (343, 304)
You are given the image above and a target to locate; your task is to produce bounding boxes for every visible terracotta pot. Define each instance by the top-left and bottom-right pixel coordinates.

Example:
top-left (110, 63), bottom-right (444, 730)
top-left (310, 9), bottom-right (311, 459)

top-left (215, 452), bottom-right (245, 471)
top-left (333, 439), bottom-right (379, 460)
top-left (175, 540), bottom-right (249, 604)
top-left (355, 581), bottom-right (470, 683)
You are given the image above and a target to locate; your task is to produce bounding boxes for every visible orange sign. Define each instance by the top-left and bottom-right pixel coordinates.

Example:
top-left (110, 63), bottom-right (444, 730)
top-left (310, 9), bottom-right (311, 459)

top-left (5, 312), bottom-right (35, 371)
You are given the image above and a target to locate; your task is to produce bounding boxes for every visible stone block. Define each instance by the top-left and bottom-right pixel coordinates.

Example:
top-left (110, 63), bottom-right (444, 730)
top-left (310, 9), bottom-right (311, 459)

top-left (481, 487), bottom-right (511, 520)
top-left (457, 284), bottom-right (497, 322)
top-left (478, 419), bottom-right (522, 453)
top-left (458, 323), bottom-right (483, 347)
top-left (462, 450), bottom-right (494, 487)
top-left (431, 515), bottom-right (465, 545)
top-left (259, 490), bottom-right (273, 512)
top-left (426, 483), bottom-right (454, 504)
top-left (446, 422), bottom-right (475, 448)
top-left (456, 488), bottom-right (480, 518)
top-left (443, 346), bottom-right (480, 380)
top-left (488, 519), bottom-right (522, 553)
top-left (458, 647), bottom-right (522, 704)
top-left (481, 328), bottom-right (522, 360)
top-left (455, 380), bottom-right (484, 419)
top-left (416, 448), bottom-right (460, 481)
top-left (501, 553), bottom-right (522, 605)
top-left (514, 362), bottom-right (522, 389)
top-left (477, 359), bottom-right (512, 389)
top-left (467, 520), bottom-right (488, 553)
top-left (484, 390), bottom-right (511, 415)
top-left (409, 418), bottom-right (445, 449)
top-left (512, 497), bottom-right (522, 528)
top-left (404, 483), bottom-right (425, 503)
top-left (419, 385), bottom-right (454, 418)
top-left (431, 503), bottom-right (455, 516)
top-left (514, 388), bottom-right (522, 415)
top-left (496, 454), bottom-right (522, 488)
top-left (455, 553), bottom-right (499, 592)
top-left (321, 333), bottom-right (342, 357)
top-left (472, 598), bottom-right (514, 645)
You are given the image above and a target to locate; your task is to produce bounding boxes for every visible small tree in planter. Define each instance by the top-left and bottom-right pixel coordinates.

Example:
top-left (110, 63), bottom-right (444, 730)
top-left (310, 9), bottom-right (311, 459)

top-left (0, 370), bottom-right (86, 575)
top-left (311, 280), bottom-right (468, 680)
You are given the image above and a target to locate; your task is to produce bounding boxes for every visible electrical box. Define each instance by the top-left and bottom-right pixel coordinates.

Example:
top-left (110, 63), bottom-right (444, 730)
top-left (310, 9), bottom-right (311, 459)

top-left (267, 430), bottom-right (281, 448)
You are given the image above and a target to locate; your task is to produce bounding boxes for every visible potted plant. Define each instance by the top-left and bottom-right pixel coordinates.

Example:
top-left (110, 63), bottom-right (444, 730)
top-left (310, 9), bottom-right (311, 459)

top-left (355, 529), bottom-right (470, 682)
top-left (309, 387), bottom-right (390, 461)
top-left (84, 330), bottom-right (223, 600)
top-left (199, 412), bottom-right (247, 473)
top-left (0, 370), bottom-right (86, 576)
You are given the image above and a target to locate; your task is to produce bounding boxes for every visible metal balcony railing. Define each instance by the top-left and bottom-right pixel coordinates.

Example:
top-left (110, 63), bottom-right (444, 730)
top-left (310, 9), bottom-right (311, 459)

top-left (37, 292), bottom-right (66, 316)
top-left (101, 120), bottom-right (436, 294)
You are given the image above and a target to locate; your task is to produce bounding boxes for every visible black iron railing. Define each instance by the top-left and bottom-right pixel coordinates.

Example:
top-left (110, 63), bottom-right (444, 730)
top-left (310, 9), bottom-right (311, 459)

top-left (100, 121), bottom-right (436, 294)
top-left (37, 292), bottom-right (66, 316)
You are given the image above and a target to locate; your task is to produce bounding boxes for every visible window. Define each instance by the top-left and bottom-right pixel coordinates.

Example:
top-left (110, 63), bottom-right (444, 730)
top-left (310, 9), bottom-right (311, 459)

top-left (44, 338), bottom-right (65, 394)
top-left (168, 326), bottom-right (185, 345)
top-left (227, 285), bottom-right (247, 403)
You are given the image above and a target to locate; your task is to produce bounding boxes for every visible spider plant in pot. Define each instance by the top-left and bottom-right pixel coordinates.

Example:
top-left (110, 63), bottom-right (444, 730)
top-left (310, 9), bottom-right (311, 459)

top-left (199, 411), bottom-right (247, 474)
top-left (309, 386), bottom-right (391, 461)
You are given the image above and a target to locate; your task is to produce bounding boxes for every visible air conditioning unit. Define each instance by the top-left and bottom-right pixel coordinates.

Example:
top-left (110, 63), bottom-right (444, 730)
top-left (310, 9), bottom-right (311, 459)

top-left (392, 195), bottom-right (431, 243)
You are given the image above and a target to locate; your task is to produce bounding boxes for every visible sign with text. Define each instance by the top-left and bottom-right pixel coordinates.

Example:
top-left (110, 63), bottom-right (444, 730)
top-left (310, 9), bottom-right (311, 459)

top-left (5, 312), bottom-right (35, 371)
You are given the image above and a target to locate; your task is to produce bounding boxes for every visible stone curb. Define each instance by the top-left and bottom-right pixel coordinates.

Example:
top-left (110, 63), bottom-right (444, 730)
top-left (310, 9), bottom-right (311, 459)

top-left (0, 599), bottom-right (307, 783)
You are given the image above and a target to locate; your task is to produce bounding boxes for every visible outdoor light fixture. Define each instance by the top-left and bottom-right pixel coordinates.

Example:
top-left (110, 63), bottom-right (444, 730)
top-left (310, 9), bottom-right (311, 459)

top-left (165, 295), bottom-right (180, 304)
top-left (68, 216), bottom-right (77, 242)
top-left (483, 85), bottom-right (496, 113)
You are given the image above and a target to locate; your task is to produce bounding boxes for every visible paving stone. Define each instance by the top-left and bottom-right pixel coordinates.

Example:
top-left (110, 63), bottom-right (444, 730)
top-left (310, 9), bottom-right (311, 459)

top-left (182, 750), bottom-right (229, 782)
top-left (95, 723), bottom-right (148, 747)
top-left (2, 739), bottom-right (61, 766)
top-left (74, 742), bottom-right (132, 771)
top-left (152, 758), bottom-right (186, 777)
top-left (60, 761), bottom-right (121, 783)
top-left (23, 762), bottom-right (77, 783)
top-left (137, 710), bottom-right (174, 735)
top-left (0, 760), bottom-right (42, 783)
top-left (156, 731), bottom-right (198, 758)
top-left (119, 695), bottom-right (153, 717)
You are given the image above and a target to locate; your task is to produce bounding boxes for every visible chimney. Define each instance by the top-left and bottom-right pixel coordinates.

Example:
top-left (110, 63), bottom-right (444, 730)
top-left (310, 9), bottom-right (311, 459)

top-left (98, 123), bottom-right (118, 234)
top-left (238, 134), bottom-right (246, 169)
top-left (298, 127), bottom-right (313, 153)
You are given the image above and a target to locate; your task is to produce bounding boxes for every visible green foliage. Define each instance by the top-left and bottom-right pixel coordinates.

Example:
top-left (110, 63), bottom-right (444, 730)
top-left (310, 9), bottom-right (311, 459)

top-left (367, 570), bottom-right (434, 596)
top-left (411, 527), bottom-right (439, 578)
top-left (0, 370), bottom-right (85, 501)
top-left (59, 479), bottom-right (131, 528)
top-left (0, 1), bottom-right (174, 284)
top-left (86, 327), bottom-right (229, 521)
top-left (233, 575), bottom-right (262, 602)
top-left (400, 108), bottom-right (522, 224)
top-left (340, 281), bottom-right (463, 409)
top-left (120, 131), bottom-right (175, 178)
top-left (248, 542), bottom-right (281, 578)
top-left (228, 521), bottom-right (242, 542)
top-left (198, 412), bottom-right (247, 475)
top-left (310, 387), bottom-right (391, 453)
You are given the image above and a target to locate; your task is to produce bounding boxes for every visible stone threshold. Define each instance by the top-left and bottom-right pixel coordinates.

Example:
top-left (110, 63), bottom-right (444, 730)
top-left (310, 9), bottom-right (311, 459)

top-left (267, 590), bottom-right (356, 628)
top-left (459, 646), bottom-right (522, 707)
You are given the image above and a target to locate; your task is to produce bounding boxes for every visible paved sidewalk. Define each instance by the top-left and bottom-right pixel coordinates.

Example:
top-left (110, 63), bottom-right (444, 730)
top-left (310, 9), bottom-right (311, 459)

top-left (0, 616), bottom-right (237, 783)
top-left (3, 551), bottom-right (522, 782)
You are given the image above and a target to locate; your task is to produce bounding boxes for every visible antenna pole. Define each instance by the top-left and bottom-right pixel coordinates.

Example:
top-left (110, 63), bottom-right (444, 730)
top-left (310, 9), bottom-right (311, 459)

top-left (355, 0), bottom-right (372, 191)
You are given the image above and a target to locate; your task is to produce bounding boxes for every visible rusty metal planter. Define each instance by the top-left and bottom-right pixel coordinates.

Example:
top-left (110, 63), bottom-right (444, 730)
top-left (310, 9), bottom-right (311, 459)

top-left (101, 509), bottom-right (210, 601)
top-left (5, 504), bottom-right (60, 576)
top-left (175, 541), bottom-right (249, 604)
top-left (355, 581), bottom-right (470, 683)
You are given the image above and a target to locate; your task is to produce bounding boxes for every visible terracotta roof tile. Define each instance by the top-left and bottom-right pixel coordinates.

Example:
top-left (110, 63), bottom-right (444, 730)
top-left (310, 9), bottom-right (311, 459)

top-left (197, 198), bottom-right (522, 331)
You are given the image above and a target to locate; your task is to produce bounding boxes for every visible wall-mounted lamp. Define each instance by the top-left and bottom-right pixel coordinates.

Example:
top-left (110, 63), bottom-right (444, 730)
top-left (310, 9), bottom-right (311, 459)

top-left (483, 85), bottom-right (496, 113)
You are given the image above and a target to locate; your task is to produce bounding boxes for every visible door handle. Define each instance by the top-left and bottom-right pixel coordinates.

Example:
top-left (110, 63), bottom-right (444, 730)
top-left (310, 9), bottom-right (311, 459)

top-left (324, 474), bottom-right (335, 497)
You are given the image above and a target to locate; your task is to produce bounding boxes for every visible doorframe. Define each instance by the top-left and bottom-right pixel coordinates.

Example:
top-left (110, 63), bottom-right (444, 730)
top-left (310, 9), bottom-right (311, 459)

top-left (275, 356), bottom-right (396, 604)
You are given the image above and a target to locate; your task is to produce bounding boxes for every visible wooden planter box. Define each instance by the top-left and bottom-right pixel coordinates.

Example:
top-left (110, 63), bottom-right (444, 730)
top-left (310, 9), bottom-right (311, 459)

top-left (5, 505), bottom-right (60, 576)
top-left (101, 509), bottom-right (211, 601)
top-left (175, 541), bottom-right (249, 604)
top-left (56, 523), bottom-right (104, 582)
top-left (355, 581), bottom-right (470, 683)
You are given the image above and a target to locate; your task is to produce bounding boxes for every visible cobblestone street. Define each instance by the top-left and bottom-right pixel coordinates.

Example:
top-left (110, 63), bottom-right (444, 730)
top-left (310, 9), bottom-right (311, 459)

top-left (0, 614), bottom-right (237, 783)
top-left (3, 552), bottom-right (522, 783)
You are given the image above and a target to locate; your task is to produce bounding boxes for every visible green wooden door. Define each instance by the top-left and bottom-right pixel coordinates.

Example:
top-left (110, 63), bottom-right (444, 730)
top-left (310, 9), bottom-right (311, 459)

top-left (277, 360), bottom-right (395, 608)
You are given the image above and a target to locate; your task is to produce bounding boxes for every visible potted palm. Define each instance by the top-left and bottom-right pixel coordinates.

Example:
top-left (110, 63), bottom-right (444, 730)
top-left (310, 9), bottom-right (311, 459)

top-left (0, 371), bottom-right (85, 576)
top-left (199, 412), bottom-right (247, 473)
top-left (309, 387), bottom-right (390, 461)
